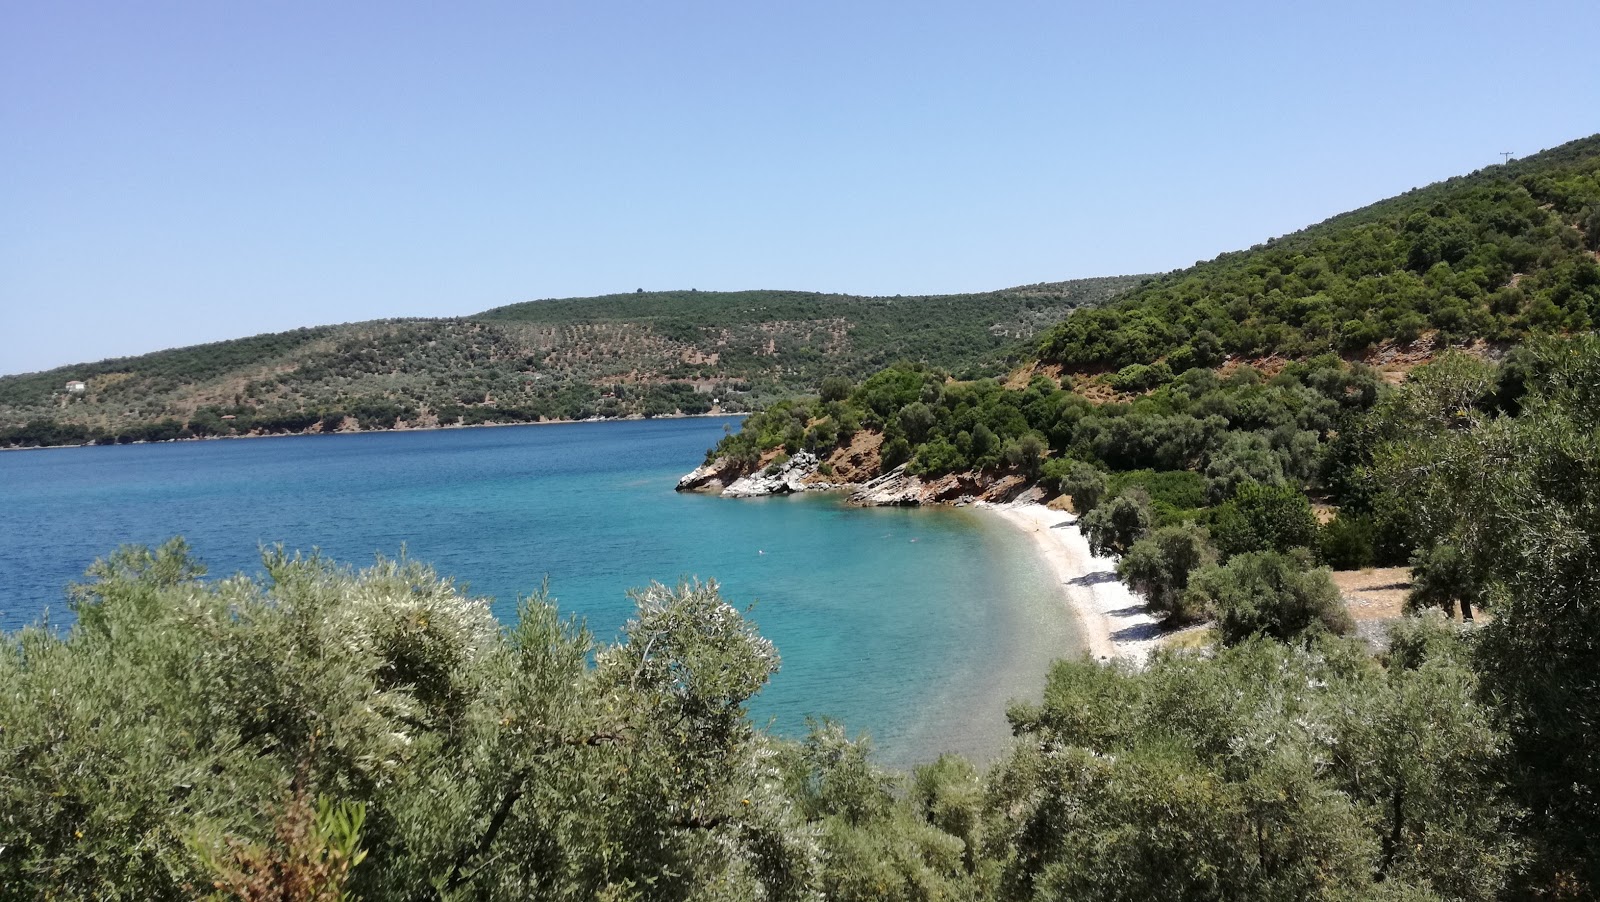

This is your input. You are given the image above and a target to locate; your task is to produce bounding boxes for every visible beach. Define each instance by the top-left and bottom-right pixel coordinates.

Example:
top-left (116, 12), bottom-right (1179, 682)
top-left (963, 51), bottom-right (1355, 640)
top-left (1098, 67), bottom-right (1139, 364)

top-left (986, 502), bottom-right (1164, 666)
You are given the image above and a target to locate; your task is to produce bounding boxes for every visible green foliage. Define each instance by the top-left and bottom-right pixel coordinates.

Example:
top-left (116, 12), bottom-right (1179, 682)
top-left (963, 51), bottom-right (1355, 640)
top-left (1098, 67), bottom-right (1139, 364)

top-left (1108, 361), bottom-right (1173, 393)
top-left (1079, 488), bottom-right (1152, 557)
top-left (0, 542), bottom-right (818, 900)
top-left (819, 375), bottom-right (855, 403)
top-left (1186, 550), bottom-right (1353, 645)
top-left (1377, 334), bottom-right (1600, 892)
top-left (779, 723), bottom-right (980, 901)
top-left (1211, 481), bottom-right (1320, 558)
top-left (1046, 458), bottom-right (1107, 513)
top-left (993, 633), bottom-right (1519, 902)
top-left (1107, 468), bottom-right (1208, 523)
top-left (997, 432), bottom-right (1046, 477)
top-left (1040, 134), bottom-right (1600, 372)
top-left (1317, 513), bottom-right (1376, 570)
top-left (1117, 523), bottom-right (1219, 623)
top-left (187, 789), bottom-right (368, 902)
top-left (1405, 544), bottom-right (1483, 620)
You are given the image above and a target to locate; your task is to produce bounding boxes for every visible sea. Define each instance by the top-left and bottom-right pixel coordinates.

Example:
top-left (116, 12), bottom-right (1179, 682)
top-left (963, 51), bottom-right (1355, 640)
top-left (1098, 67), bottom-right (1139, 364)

top-left (0, 417), bottom-right (1081, 765)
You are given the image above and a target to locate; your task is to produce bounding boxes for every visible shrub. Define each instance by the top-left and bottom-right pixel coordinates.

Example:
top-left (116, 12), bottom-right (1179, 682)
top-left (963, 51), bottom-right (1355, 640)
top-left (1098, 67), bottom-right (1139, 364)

top-left (880, 436), bottom-right (912, 471)
top-left (1080, 488), bottom-right (1152, 558)
top-left (1406, 544), bottom-right (1484, 621)
top-left (819, 375), bottom-right (854, 403)
top-left (999, 432), bottom-right (1047, 477)
top-left (1117, 523), bottom-right (1219, 623)
top-left (1318, 513), bottom-right (1376, 570)
top-left (1186, 550), bottom-right (1353, 644)
top-left (1211, 481), bottom-right (1320, 558)
top-left (1050, 459), bottom-right (1108, 514)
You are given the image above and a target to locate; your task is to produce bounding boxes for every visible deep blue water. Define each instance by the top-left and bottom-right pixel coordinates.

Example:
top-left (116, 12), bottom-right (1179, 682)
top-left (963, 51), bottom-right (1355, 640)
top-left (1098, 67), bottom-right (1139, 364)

top-left (0, 419), bottom-right (1079, 763)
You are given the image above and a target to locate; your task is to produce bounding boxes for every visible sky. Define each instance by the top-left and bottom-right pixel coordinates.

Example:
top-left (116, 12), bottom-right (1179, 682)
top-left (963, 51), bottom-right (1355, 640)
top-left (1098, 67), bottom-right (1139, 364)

top-left (2, 1), bottom-right (1597, 376)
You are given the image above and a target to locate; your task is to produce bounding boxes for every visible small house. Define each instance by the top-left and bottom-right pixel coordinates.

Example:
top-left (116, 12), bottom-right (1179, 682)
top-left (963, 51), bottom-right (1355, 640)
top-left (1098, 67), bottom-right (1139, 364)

top-left (65, 380), bottom-right (86, 394)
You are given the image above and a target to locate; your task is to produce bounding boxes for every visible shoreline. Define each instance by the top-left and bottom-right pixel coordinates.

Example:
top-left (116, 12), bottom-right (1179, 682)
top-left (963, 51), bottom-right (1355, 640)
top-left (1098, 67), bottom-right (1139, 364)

top-left (0, 410), bottom-right (749, 453)
top-left (982, 501), bottom-right (1163, 666)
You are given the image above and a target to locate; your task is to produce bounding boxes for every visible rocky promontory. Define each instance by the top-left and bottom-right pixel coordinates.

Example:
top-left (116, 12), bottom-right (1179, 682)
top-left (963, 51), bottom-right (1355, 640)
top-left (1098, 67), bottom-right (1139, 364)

top-left (676, 445), bottom-right (1048, 507)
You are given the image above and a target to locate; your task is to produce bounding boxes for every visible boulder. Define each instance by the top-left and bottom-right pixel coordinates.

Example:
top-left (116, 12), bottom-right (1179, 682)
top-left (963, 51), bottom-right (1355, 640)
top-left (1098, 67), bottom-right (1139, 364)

top-left (676, 457), bottom-right (734, 493)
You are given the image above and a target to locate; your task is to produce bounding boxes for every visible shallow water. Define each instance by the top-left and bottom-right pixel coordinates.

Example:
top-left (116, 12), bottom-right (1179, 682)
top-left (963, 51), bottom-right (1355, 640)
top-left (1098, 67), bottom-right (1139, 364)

top-left (0, 419), bottom-right (1080, 763)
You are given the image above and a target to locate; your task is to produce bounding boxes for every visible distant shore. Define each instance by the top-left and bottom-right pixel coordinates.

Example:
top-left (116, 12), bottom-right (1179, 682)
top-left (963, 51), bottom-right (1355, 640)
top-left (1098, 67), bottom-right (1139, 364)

top-left (0, 410), bottom-right (748, 453)
top-left (984, 502), bottom-right (1163, 666)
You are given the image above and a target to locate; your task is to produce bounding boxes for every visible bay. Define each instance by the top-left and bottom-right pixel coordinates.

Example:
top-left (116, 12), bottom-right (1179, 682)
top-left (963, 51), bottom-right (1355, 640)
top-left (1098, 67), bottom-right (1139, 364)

top-left (0, 418), bottom-right (1080, 764)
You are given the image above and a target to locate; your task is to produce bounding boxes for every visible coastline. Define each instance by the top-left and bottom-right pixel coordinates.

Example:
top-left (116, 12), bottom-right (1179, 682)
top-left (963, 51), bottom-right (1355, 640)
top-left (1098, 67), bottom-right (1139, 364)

top-left (983, 502), bottom-right (1163, 666)
top-left (0, 410), bottom-right (749, 453)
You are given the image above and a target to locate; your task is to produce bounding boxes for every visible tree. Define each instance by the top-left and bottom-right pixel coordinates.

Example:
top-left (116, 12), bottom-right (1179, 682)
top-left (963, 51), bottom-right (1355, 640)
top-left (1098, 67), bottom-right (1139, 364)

top-left (1317, 513), bottom-right (1376, 570)
top-left (992, 633), bottom-right (1517, 902)
top-left (1079, 488), bottom-right (1152, 558)
top-left (1117, 523), bottom-right (1219, 623)
top-left (1052, 459), bottom-right (1108, 514)
top-left (1211, 481), bottom-right (1319, 558)
top-left (1185, 550), bottom-right (1353, 645)
top-left (1204, 431), bottom-right (1286, 502)
top-left (1378, 335), bottom-right (1600, 893)
top-left (819, 375), bottom-right (854, 403)
top-left (999, 432), bottom-right (1047, 477)
top-left (1406, 544), bottom-right (1483, 621)
top-left (896, 401), bottom-right (939, 444)
top-left (0, 543), bottom-right (819, 900)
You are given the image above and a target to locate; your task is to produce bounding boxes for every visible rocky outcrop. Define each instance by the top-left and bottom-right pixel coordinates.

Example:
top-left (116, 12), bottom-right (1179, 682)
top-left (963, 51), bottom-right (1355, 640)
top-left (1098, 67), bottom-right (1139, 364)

top-left (847, 466), bottom-right (924, 505)
top-left (723, 451), bottom-right (840, 497)
top-left (676, 457), bottom-right (741, 493)
top-left (846, 467), bottom-right (1050, 506)
top-left (677, 430), bottom-right (1055, 507)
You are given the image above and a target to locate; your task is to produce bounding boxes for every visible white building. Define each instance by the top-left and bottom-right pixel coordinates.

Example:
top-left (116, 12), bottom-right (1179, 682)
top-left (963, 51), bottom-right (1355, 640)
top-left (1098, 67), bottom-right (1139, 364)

top-left (65, 380), bottom-right (86, 394)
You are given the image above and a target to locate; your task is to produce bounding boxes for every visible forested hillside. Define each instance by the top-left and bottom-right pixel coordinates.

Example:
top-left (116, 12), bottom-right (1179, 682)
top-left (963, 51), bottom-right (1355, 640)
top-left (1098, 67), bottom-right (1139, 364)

top-left (1042, 134), bottom-right (1600, 372)
top-left (0, 278), bottom-right (1138, 448)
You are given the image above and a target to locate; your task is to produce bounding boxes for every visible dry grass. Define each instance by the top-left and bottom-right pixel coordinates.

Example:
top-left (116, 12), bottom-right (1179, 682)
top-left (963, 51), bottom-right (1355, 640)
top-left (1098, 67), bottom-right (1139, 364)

top-left (1330, 567), bottom-right (1412, 622)
top-left (1161, 624), bottom-right (1216, 651)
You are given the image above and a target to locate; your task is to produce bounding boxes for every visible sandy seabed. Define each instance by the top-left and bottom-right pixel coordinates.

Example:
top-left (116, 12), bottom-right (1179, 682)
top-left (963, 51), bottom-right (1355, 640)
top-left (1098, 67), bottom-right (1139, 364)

top-left (984, 502), bottom-right (1163, 666)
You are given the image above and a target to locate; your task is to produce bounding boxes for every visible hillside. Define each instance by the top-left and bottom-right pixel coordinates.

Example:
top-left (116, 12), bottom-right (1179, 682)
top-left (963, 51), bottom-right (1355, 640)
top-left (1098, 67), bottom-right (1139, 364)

top-left (0, 278), bottom-right (1139, 447)
top-left (703, 135), bottom-right (1600, 505)
top-left (1041, 134), bottom-right (1600, 374)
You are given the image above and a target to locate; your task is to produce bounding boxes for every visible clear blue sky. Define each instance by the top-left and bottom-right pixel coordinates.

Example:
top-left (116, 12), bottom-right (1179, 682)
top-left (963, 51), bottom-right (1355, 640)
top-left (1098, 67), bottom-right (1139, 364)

top-left (3, 1), bottom-right (1596, 375)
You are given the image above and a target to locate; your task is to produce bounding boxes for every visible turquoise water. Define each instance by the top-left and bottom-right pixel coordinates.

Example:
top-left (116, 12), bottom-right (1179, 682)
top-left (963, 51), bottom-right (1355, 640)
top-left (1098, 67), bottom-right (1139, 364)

top-left (0, 419), bottom-right (1080, 763)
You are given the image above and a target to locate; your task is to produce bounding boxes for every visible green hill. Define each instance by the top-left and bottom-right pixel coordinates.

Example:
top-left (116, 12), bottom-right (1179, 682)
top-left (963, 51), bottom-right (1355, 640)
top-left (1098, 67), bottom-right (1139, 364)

top-left (713, 134), bottom-right (1600, 502)
top-left (0, 278), bottom-right (1140, 447)
top-left (1040, 134), bottom-right (1600, 372)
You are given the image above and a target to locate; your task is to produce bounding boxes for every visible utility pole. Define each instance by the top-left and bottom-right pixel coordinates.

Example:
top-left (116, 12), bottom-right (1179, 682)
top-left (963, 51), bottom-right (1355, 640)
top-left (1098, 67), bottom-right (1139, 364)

top-left (1500, 151), bottom-right (1514, 164)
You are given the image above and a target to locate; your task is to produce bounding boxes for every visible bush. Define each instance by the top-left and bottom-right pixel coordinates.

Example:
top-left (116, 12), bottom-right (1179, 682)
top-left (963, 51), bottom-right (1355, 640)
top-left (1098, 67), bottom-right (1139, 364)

top-left (1211, 481), bottom-right (1320, 558)
top-left (1186, 550), bottom-right (1353, 644)
top-left (1406, 544), bottom-right (1484, 621)
top-left (0, 542), bottom-right (804, 900)
top-left (1080, 488), bottom-right (1152, 558)
top-left (880, 436), bottom-right (912, 471)
top-left (1050, 459), bottom-right (1108, 514)
top-left (819, 375), bottom-right (854, 403)
top-left (999, 432), bottom-right (1047, 477)
top-left (1108, 469), bottom-right (1208, 523)
top-left (1318, 513), bottom-right (1376, 569)
top-left (1109, 361), bottom-right (1173, 393)
top-left (1117, 523), bottom-right (1219, 623)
